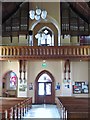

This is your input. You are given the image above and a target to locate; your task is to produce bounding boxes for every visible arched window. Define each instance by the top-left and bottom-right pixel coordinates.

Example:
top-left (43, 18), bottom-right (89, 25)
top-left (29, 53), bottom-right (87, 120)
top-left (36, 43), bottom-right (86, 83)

top-left (10, 71), bottom-right (17, 90)
top-left (38, 73), bottom-right (52, 95)
top-left (38, 73), bottom-right (52, 82)
top-left (35, 27), bottom-right (54, 46)
top-left (3, 71), bottom-right (17, 90)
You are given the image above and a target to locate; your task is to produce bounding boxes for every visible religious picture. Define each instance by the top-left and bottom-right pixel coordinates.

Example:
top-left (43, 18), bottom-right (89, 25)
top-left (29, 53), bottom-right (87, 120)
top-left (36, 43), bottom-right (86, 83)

top-left (10, 72), bottom-right (17, 90)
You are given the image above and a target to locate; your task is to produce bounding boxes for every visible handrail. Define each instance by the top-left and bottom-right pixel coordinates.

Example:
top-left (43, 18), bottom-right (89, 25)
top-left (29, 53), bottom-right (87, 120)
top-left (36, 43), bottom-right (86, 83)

top-left (0, 46), bottom-right (90, 60)
top-left (55, 98), bottom-right (67, 119)
top-left (0, 42), bottom-right (90, 46)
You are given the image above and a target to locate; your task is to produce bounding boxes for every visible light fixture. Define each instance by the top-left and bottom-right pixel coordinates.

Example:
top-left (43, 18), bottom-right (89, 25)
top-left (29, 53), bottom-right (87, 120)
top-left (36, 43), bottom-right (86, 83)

top-left (29, 10), bottom-right (35, 20)
top-left (29, 8), bottom-right (47, 20)
top-left (36, 8), bottom-right (41, 15)
top-left (41, 10), bottom-right (47, 19)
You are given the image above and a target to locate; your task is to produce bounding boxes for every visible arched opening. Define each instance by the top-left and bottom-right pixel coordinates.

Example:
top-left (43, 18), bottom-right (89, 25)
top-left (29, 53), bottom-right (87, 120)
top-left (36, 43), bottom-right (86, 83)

top-left (35, 70), bottom-right (55, 104)
top-left (35, 26), bottom-right (54, 46)
top-left (2, 71), bottom-right (18, 97)
top-left (29, 15), bottom-right (60, 46)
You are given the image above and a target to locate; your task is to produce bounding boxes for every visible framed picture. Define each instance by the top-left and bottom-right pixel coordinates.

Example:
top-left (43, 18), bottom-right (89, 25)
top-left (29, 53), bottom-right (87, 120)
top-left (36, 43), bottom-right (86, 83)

top-left (29, 83), bottom-right (33, 90)
top-left (73, 82), bottom-right (89, 94)
top-left (55, 83), bottom-right (60, 90)
top-left (19, 84), bottom-right (27, 91)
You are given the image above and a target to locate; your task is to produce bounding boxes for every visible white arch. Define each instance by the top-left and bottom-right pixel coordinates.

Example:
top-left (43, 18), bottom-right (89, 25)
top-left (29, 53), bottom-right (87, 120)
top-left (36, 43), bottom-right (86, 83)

top-left (37, 26), bottom-right (54, 46)
top-left (29, 15), bottom-right (61, 46)
top-left (38, 26), bottom-right (54, 34)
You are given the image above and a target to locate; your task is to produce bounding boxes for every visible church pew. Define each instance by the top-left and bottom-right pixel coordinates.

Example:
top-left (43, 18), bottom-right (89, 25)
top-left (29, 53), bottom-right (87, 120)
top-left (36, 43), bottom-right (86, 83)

top-left (1, 99), bottom-right (32, 119)
top-left (0, 97), bottom-right (27, 118)
top-left (0, 97), bottom-right (32, 119)
top-left (56, 97), bottom-right (89, 119)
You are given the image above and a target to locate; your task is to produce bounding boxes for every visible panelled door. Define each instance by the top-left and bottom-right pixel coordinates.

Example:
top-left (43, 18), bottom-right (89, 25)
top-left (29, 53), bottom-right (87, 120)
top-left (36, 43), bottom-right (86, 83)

top-left (35, 71), bottom-right (55, 104)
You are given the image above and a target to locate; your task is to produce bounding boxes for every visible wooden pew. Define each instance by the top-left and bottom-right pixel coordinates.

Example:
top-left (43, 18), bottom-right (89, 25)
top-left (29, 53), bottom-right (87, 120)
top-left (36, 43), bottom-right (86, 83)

top-left (56, 97), bottom-right (89, 119)
top-left (0, 97), bottom-right (32, 119)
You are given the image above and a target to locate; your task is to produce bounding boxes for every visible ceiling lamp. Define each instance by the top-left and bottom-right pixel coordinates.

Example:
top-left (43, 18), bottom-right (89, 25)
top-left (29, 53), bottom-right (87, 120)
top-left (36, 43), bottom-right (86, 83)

top-left (36, 8), bottom-right (41, 15)
top-left (35, 14), bottom-right (40, 21)
top-left (41, 10), bottom-right (47, 19)
top-left (29, 8), bottom-right (47, 20)
top-left (29, 10), bottom-right (35, 20)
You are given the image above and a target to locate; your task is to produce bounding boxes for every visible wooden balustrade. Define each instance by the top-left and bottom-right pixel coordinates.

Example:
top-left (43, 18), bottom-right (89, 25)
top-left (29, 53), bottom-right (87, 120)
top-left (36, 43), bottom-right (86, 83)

top-left (0, 46), bottom-right (90, 60)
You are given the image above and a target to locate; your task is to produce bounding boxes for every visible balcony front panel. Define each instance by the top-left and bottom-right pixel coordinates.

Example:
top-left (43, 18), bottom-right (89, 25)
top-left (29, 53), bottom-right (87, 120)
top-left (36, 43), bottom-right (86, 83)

top-left (0, 46), bottom-right (90, 60)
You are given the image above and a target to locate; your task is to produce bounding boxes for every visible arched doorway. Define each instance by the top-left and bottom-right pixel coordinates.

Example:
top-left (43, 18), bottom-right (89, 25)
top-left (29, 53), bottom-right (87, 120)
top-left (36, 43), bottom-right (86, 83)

top-left (35, 70), bottom-right (55, 104)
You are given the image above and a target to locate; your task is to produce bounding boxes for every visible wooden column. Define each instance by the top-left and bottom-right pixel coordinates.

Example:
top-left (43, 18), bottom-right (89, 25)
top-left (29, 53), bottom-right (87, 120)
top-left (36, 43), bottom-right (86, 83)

top-left (64, 59), bottom-right (71, 81)
top-left (23, 60), bottom-right (26, 83)
top-left (19, 60), bottom-right (22, 83)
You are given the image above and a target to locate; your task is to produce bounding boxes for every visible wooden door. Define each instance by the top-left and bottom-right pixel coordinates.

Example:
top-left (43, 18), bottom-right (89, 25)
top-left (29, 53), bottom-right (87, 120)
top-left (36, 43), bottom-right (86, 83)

top-left (35, 70), bottom-right (55, 104)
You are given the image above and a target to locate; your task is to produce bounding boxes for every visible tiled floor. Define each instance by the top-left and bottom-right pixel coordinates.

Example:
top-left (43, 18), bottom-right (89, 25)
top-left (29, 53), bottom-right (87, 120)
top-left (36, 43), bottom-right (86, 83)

top-left (23, 104), bottom-right (60, 119)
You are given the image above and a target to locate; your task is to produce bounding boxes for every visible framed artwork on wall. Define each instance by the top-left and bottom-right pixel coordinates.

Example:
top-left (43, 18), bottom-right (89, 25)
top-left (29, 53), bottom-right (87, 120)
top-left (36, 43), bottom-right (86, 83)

top-left (73, 82), bottom-right (89, 94)
top-left (29, 83), bottom-right (33, 90)
top-left (55, 82), bottom-right (60, 90)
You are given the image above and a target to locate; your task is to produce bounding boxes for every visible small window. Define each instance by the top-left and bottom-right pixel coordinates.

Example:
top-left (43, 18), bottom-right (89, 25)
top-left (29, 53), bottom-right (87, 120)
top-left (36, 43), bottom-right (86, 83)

top-left (38, 73), bottom-right (52, 82)
top-left (35, 27), bottom-right (54, 46)
top-left (38, 83), bottom-right (44, 95)
top-left (46, 83), bottom-right (51, 95)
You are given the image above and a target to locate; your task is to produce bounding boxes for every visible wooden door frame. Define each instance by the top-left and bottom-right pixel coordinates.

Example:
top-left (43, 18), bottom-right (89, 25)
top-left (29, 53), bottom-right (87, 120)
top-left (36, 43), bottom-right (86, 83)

top-left (35, 70), bottom-right (55, 104)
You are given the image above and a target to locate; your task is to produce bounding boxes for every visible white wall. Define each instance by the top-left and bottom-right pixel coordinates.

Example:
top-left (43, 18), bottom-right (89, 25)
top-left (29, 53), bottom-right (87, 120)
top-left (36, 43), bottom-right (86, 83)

top-left (27, 60), bottom-right (89, 102)
top-left (71, 61), bottom-right (88, 97)
top-left (72, 61), bottom-right (88, 81)
top-left (27, 60), bottom-right (64, 102)
top-left (1, 60), bottom-right (89, 101)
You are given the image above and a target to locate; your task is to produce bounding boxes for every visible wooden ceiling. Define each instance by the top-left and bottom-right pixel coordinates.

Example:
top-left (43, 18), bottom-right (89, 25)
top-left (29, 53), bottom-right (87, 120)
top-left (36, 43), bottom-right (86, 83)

top-left (2, 2), bottom-right (90, 34)
top-left (68, 2), bottom-right (90, 24)
top-left (2, 2), bottom-right (90, 24)
top-left (2, 2), bottom-right (29, 36)
top-left (2, 2), bottom-right (23, 24)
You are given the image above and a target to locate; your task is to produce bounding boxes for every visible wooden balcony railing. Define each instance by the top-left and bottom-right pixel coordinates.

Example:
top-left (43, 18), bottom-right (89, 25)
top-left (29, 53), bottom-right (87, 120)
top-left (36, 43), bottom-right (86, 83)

top-left (0, 46), bottom-right (90, 60)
